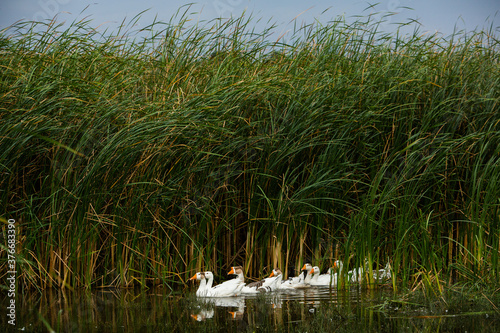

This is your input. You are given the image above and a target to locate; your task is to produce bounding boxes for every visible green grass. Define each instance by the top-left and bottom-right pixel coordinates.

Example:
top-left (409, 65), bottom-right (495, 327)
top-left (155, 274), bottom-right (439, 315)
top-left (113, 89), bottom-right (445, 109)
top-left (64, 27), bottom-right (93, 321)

top-left (1, 8), bottom-right (499, 291)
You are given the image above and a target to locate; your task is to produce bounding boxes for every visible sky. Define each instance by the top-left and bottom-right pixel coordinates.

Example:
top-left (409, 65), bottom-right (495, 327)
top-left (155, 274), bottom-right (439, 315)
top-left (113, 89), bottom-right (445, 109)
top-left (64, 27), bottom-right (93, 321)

top-left (0, 0), bottom-right (499, 38)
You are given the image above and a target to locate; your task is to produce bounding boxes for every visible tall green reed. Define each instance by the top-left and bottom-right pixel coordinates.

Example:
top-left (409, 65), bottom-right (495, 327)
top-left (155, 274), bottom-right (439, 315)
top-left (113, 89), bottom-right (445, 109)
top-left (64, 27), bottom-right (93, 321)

top-left (0, 9), bottom-right (499, 291)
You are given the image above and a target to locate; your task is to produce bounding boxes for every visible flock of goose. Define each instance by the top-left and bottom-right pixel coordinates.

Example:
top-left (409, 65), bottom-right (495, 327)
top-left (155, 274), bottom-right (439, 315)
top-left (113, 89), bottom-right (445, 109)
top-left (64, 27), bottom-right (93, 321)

top-left (189, 261), bottom-right (391, 297)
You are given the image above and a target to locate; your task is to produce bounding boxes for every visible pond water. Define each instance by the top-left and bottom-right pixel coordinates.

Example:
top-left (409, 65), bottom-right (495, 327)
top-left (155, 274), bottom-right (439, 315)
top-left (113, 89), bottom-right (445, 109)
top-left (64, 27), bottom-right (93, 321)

top-left (2, 286), bottom-right (499, 332)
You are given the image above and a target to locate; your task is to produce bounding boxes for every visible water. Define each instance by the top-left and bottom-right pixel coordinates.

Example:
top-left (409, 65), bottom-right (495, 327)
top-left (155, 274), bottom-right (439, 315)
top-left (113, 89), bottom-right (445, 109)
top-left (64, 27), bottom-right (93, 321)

top-left (2, 286), bottom-right (499, 332)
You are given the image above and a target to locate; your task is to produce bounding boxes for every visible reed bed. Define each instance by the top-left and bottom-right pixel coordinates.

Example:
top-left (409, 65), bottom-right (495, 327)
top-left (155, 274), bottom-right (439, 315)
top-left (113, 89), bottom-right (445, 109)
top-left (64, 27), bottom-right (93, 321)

top-left (1, 8), bottom-right (499, 291)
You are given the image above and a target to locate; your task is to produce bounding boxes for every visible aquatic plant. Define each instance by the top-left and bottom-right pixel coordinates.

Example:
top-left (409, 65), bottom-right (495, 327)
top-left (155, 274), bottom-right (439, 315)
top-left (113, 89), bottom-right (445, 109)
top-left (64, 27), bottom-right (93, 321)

top-left (1, 6), bottom-right (499, 291)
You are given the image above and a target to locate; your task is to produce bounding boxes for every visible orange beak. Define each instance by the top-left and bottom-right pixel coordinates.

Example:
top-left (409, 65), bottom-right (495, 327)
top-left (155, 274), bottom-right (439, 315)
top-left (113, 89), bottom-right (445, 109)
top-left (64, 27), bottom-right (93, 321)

top-left (301, 264), bottom-right (307, 270)
top-left (228, 267), bottom-right (235, 275)
top-left (269, 271), bottom-right (275, 277)
top-left (333, 262), bottom-right (337, 268)
top-left (188, 274), bottom-right (197, 281)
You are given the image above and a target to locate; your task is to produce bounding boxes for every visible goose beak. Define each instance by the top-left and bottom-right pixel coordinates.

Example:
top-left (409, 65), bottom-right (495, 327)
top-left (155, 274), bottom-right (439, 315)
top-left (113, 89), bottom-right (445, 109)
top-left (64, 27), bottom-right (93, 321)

top-left (301, 264), bottom-right (307, 270)
top-left (269, 271), bottom-right (275, 277)
top-left (228, 267), bottom-right (235, 275)
top-left (188, 274), bottom-right (197, 281)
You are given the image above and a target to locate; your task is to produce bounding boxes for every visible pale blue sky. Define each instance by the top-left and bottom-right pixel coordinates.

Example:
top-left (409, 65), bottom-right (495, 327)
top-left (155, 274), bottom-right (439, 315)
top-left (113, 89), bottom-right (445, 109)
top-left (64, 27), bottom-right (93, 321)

top-left (1, 1), bottom-right (499, 37)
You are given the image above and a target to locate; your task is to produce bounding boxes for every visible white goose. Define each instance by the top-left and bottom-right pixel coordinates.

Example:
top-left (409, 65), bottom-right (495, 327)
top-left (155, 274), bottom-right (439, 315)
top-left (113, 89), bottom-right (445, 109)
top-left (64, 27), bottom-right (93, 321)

top-left (206, 267), bottom-right (245, 297)
top-left (373, 262), bottom-right (392, 282)
top-left (268, 268), bottom-right (283, 290)
top-left (189, 268), bottom-right (245, 297)
top-left (279, 263), bottom-right (313, 289)
top-left (310, 266), bottom-right (334, 286)
top-left (328, 260), bottom-right (346, 286)
top-left (330, 260), bottom-right (363, 284)
top-left (188, 272), bottom-right (212, 296)
top-left (241, 268), bottom-right (283, 293)
top-left (332, 260), bottom-right (392, 284)
top-left (294, 264), bottom-right (314, 289)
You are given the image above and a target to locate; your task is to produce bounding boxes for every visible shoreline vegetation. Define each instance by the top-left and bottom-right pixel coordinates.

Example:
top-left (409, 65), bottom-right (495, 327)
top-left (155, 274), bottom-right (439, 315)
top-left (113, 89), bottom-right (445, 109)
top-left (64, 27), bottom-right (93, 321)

top-left (1, 7), bottom-right (499, 293)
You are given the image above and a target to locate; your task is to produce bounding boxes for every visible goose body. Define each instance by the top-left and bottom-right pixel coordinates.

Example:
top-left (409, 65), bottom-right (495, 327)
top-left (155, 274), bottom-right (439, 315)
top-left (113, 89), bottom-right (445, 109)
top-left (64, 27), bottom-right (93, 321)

top-left (267, 268), bottom-right (283, 291)
top-left (328, 260), bottom-right (361, 284)
top-left (204, 267), bottom-right (245, 297)
top-left (279, 263), bottom-right (313, 289)
top-left (310, 266), bottom-right (334, 286)
top-left (242, 268), bottom-right (283, 293)
top-left (373, 262), bottom-right (392, 281)
top-left (241, 279), bottom-right (269, 294)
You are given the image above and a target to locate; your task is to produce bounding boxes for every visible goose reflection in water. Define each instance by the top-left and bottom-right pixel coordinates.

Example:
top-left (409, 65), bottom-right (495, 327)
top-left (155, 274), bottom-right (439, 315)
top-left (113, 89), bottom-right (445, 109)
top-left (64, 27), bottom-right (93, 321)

top-left (190, 309), bottom-right (214, 321)
top-left (190, 297), bottom-right (246, 321)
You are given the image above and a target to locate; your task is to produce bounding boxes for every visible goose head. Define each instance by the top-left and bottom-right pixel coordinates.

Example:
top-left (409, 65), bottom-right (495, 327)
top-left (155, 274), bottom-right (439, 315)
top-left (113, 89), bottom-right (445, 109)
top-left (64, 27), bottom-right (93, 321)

top-left (189, 272), bottom-right (205, 282)
top-left (269, 268), bottom-right (282, 277)
top-left (228, 266), bottom-right (244, 274)
top-left (203, 271), bottom-right (215, 287)
top-left (332, 260), bottom-right (343, 272)
top-left (301, 263), bottom-right (313, 273)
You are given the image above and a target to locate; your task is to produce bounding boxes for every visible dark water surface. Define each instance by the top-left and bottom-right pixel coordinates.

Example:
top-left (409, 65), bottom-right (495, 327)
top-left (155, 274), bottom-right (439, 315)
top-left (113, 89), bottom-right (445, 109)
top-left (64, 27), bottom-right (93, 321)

top-left (2, 286), bottom-right (500, 332)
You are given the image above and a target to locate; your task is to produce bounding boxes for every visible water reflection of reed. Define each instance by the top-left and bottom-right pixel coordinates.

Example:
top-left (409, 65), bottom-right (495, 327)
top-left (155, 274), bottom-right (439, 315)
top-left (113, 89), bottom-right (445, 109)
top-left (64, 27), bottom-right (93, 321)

top-left (9, 288), bottom-right (174, 331)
